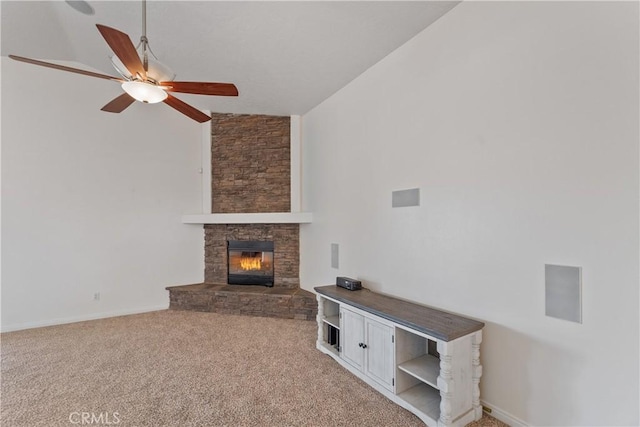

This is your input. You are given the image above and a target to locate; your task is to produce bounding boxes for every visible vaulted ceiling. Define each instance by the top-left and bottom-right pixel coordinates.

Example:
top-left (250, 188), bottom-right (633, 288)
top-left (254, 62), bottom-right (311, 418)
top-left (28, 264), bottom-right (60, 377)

top-left (1, 1), bottom-right (459, 115)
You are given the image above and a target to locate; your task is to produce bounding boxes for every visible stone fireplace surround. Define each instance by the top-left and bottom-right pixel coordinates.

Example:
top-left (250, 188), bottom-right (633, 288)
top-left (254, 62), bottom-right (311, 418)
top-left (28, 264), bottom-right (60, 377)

top-left (167, 113), bottom-right (317, 320)
top-left (205, 224), bottom-right (299, 288)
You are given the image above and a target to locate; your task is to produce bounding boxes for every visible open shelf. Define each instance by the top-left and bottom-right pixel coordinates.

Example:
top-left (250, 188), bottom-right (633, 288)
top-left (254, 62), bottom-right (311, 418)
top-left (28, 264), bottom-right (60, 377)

top-left (398, 383), bottom-right (441, 421)
top-left (319, 298), bottom-right (341, 353)
top-left (322, 315), bottom-right (340, 329)
top-left (397, 354), bottom-right (440, 388)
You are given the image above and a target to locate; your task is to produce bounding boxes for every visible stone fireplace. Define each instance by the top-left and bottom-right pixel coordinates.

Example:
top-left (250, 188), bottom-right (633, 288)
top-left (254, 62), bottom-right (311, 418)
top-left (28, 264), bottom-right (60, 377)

top-left (167, 113), bottom-right (317, 320)
top-left (206, 224), bottom-right (299, 288)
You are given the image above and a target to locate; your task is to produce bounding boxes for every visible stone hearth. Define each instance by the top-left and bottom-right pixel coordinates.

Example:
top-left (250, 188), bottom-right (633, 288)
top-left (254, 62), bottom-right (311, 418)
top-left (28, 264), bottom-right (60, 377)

top-left (167, 284), bottom-right (316, 320)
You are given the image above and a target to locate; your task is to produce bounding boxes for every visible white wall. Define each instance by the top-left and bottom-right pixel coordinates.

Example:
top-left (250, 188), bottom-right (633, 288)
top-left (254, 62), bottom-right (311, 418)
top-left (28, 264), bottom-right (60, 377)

top-left (300, 2), bottom-right (639, 426)
top-left (1, 57), bottom-right (205, 331)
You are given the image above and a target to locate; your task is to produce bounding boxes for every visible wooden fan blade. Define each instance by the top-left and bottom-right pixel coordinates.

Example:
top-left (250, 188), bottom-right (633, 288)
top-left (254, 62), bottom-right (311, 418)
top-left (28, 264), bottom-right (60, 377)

top-left (8, 55), bottom-right (123, 81)
top-left (101, 93), bottom-right (136, 113)
top-left (163, 94), bottom-right (211, 123)
top-left (160, 81), bottom-right (238, 97)
top-left (96, 24), bottom-right (146, 79)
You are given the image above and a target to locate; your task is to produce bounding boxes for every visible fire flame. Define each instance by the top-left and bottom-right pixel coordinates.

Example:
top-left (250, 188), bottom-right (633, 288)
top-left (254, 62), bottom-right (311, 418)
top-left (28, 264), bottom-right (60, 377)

top-left (240, 256), bottom-right (262, 271)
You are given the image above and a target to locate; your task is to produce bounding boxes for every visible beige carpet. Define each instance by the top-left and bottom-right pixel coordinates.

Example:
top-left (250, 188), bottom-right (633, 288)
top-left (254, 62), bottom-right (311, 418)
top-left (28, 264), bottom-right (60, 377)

top-left (1, 310), bottom-right (506, 427)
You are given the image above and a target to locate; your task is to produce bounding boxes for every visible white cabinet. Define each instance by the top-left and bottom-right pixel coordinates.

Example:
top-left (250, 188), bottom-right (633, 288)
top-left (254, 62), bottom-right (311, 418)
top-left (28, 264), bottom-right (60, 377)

top-left (340, 307), bottom-right (394, 391)
top-left (315, 286), bottom-right (484, 427)
top-left (363, 316), bottom-right (395, 390)
top-left (340, 307), bottom-right (365, 369)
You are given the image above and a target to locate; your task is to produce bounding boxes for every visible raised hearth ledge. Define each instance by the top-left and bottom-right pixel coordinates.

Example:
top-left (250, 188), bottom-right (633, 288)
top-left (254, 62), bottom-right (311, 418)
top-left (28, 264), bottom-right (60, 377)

top-left (181, 212), bottom-right (312, 224)
top-left (166, 283), bottom-right (317, 320)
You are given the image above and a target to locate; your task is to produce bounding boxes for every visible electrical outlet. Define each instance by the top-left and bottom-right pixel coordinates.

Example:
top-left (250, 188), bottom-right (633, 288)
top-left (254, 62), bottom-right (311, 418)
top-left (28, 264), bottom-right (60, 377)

top-left (94, 292), bottom-right (100, 301)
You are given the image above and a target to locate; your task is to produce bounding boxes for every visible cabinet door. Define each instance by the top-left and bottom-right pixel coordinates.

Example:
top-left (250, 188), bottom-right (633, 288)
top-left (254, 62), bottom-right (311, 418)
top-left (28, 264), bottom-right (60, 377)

top-left (364, 318), bottom-right (395, 391)
top-left (340, 308), bottom-right (364, 370)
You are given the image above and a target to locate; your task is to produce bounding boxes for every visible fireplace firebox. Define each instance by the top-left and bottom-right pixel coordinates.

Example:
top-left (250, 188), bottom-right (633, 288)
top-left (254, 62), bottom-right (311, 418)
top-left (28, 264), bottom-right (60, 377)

top-left (227, 240), bottom-right (274, 287)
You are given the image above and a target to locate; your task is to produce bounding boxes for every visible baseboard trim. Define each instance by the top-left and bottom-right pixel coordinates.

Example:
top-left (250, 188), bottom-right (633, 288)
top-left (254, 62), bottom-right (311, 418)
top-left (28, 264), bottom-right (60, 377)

top-left (481, 400), bottom-right (528, 427)
top-left (1, 304), bottom-right (169, 333)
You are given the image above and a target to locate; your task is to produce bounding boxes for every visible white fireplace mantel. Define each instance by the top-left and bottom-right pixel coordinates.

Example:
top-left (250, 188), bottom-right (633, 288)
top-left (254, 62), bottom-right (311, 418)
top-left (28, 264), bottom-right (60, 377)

top-left (181, 212), bottom-right (312, 224)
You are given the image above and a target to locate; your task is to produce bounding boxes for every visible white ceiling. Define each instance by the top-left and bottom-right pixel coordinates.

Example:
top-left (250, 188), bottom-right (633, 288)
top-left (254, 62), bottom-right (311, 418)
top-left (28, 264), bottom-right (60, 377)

top-left (1, 1), bottom-right (459, 116)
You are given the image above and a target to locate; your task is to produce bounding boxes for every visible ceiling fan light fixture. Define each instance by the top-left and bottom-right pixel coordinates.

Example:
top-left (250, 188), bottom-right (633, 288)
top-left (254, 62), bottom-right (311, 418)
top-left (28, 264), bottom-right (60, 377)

top-left (110, 55), bottom-right (175, 83)
top-left (145, 58), bottom-right (176, 83)
top-left (11, 0), bottom-right (236, 123)
top-left (121, 81), bottom-right (167, 104)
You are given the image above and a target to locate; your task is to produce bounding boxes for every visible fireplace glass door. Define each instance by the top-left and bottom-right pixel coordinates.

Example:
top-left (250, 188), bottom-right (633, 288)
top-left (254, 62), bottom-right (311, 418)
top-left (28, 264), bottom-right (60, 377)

top-left (227, 240), bottom-right (274, 286)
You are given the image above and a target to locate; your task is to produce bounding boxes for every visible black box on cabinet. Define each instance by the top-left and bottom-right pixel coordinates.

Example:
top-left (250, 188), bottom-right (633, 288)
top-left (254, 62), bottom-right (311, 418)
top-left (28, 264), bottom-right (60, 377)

top-left (336, 277), bottom-right (362, 291)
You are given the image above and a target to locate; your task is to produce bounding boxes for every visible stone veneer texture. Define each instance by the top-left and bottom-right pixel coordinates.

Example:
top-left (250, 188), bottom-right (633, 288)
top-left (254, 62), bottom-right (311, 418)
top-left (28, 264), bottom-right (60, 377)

top-left (167, 284), bottom-right (317, 321)
top-left (211, 113), bottom-right (290, 213)
top-left (205, 224), bottom-right (300, 289)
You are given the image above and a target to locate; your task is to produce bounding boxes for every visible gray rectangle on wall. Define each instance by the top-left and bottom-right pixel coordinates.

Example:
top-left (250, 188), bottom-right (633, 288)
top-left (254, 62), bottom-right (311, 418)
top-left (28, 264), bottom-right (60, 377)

top-left (545, 264), bottom-right (582, 323)
top-left (331, 243), bottom-right (339, 269)
top-left (392, 188), bottom-right (420, 208)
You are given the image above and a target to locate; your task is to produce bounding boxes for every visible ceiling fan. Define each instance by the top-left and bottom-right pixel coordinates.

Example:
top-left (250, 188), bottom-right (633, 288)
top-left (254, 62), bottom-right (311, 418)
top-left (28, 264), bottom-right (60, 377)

top-left (9, 0), bottom-right (238, 123)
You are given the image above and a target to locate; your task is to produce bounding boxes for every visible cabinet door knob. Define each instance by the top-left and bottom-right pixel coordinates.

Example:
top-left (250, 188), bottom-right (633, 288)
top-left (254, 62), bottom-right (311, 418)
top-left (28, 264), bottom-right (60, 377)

top-left (358, 342), bottom-right (363, 347)
top-left (362, 344), bottom-right (368, 349)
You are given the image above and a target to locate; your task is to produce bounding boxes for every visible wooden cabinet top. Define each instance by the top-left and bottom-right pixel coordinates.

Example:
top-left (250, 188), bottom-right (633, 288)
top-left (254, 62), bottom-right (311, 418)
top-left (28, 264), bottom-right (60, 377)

top-left (315, 285), bottom-right (484, 342)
